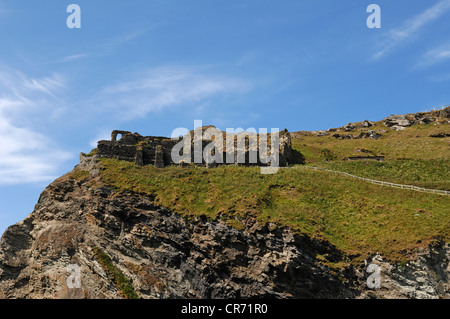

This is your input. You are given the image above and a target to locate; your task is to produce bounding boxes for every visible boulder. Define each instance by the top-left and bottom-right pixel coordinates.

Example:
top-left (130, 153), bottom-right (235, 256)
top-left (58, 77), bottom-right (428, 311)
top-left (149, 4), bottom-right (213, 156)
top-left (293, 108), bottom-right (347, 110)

top-left (361, 120), bottom-right (374, 127)
top-left (383, 115), bottom-right (414, 129)
top-left (391, 125), bottom-right (407, 131)
top-left (429, 132), bottom-right (450, 138)
top-left (316, 131), bottom-right (329, 137)
top-left (414, 113), bottom-right (434, 124)
top-left (437, 107), bottom-right (450, 119)
top-left (332, 133), bottom-right (354, 140)
top-left (355, 130), bottom-right (382, 139)
top-left (343, 123), bottom-right (357, 131)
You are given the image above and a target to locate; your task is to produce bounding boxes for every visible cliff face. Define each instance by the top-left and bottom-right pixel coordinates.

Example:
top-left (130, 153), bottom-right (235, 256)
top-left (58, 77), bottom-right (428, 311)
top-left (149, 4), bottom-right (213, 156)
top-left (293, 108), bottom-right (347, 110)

top-left (0, 157), bottom-right (448, 299)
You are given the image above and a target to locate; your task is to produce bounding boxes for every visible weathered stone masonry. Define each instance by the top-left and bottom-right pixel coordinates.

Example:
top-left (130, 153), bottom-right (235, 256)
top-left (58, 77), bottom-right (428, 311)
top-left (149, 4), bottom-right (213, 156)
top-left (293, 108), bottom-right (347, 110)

top-left (96, 127), bottom-right (295, 168)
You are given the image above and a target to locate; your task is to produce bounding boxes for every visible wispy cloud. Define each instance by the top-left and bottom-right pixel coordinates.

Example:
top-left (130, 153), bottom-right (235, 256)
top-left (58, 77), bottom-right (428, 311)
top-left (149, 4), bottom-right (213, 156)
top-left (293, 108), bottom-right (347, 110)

top-left (94, 65), bottom-right (252, 120)
top-left (0, 70), bottom-right (65, 116)
top-left (427, 72), bottom-right (450, 82)
top-left (89, 130), bottom-right (112, 148)
top-left (57, 53), bottom-right (91, 63)
top-left (54, 28), bottom-right (150, 64)
top-left (373, 0), bottom-right (450, 60)
top-left (0, 118), bottom-right (72, 184)
top-left (415, 43), bottom-right (450, 69)
top-left (102, 28), bottom-right (150, 53)
top-left (0, 68), bottom-right (72, 185)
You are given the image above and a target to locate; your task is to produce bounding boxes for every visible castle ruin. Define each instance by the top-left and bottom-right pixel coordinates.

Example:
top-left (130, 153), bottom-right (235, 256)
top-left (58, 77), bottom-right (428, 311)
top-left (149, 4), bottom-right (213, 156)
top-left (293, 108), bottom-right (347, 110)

top-left (95, 126), bottom-right (295, 168)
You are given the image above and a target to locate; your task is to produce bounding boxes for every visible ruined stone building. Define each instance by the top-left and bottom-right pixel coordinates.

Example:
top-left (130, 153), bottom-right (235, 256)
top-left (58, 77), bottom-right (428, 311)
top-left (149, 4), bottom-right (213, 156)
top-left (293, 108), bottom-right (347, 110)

top-left (95, 126), bottom-right (295, 168)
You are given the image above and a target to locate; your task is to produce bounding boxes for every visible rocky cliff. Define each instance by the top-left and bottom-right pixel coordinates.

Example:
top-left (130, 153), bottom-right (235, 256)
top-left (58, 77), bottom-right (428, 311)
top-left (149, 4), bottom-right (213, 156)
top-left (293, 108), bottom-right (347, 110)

top-left (0, 156), bottom-right (448, 299)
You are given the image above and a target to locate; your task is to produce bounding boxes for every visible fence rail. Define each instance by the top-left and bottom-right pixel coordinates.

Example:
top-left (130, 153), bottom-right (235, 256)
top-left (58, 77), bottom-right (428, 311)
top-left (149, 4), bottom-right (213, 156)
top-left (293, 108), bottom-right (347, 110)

top-left (430, 104), bottom-right (450, 111)
top-left (293, 166), bottom-right (450, 196)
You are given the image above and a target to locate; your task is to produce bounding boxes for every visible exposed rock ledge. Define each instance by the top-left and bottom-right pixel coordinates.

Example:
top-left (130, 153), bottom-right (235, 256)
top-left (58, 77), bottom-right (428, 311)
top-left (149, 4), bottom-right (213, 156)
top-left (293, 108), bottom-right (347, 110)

top-left (0, 158), bottom-right (448, 299)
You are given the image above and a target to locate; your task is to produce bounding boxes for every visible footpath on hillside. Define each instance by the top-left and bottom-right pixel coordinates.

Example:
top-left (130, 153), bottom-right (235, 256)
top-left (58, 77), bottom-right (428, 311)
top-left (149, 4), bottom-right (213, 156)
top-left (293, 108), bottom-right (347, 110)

top-left (289, 165), bottom-right (450, 196)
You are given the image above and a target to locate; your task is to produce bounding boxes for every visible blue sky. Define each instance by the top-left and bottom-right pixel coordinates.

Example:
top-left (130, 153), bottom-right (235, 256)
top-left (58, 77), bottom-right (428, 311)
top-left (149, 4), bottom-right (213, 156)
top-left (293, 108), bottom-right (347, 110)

top-left (1, 0), bottom-right (450, 235)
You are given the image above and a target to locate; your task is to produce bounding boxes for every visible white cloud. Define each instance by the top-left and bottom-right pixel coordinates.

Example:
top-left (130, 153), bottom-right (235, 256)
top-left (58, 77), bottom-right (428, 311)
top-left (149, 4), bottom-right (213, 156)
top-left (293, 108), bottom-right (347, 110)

top-left (89, 130), bottom-right (112, 148)
top-left (416, 43), bottom-right (450, 69)
top-left (95, 65), bottom-right (252, 120)
top-left (53, 28), bottom-right (150, 64)
top-left (57, 53), bottom-right (91, 63)
top-left (0, 119), bottom-right (71, 184)
top-left (0, 70), bottom-right (65, 114)
top-left (103, 28), bottom-right (150, 52)
top-left (0, 69), bottom-right (72, 185)
top-left (373, 0), bottom-right (450, 60)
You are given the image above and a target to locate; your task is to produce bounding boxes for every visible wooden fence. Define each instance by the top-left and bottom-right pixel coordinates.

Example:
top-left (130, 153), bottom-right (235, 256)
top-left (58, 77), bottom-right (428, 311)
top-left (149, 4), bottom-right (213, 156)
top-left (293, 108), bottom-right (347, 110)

top-left (292, 166), bottom-right (450, 196)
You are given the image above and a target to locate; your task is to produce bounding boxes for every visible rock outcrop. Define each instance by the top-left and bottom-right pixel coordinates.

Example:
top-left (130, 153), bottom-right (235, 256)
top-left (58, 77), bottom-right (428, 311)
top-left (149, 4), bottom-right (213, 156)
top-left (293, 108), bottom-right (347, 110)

top-left (0, 157), bottom-right (448, 299)
top-left (322, 107), bottom-right (450, 134)
top-left (0, 158), bottom-right (355, 299)
top-left (430, 132), bottom-right (450, 138)
top-left (340, 120), bottom-right (374, 132)
top-left (382, 106), bottom-right (450, 130)
top-left (359, 244), bottom-right (450, 299)
top-left (332, 130), bottom-right (382, 140)
top-left (383, 115), bottom-right (414, 131)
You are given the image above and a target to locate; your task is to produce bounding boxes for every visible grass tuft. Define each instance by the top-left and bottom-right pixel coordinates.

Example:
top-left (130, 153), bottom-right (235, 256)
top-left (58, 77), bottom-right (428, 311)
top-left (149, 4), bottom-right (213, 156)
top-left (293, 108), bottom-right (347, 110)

top-left (93, 247), bottom-right (140, 299)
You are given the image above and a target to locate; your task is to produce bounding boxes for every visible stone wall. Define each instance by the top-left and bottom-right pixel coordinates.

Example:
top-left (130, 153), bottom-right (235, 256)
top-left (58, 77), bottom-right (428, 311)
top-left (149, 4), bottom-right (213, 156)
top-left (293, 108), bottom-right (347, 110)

top-left (96, 127), bottom-right (295, 168)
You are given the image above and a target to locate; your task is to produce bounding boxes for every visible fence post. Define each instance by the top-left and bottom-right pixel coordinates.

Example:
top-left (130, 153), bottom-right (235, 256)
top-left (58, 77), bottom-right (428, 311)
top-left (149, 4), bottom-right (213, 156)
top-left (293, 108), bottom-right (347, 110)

top-left (299, 165), bottom-right (448, 196)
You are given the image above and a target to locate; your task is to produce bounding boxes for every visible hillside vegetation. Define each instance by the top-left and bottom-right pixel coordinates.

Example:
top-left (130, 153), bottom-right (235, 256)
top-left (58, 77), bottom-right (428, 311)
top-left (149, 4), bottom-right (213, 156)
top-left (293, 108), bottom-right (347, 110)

top-left (292, 121), bottom-right (450, 190)
top-left (292, 122), bottom-right (450, 163)
top-left (97, 163), bottom-right (449, 264)
top-left (92, 112), bottom-right (449, 264)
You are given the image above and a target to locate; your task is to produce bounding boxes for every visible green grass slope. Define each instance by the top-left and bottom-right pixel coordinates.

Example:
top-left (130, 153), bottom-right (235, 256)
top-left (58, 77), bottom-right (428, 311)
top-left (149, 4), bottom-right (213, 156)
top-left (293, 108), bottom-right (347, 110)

top-left (292, 121), bottom-right (450, 190)
top-left (97, 158), bottom-right (449, 264)
top-left (87, 117), bottom-right (449, 265)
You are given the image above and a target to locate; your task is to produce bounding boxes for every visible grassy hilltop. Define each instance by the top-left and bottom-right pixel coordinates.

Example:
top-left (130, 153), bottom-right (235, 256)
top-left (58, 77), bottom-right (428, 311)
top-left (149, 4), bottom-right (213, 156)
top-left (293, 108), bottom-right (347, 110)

top-left (292, 121), bottom-right (450, 190)
top-left (78, 110), bottom-right (450, 264)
